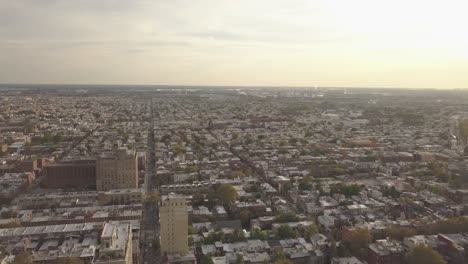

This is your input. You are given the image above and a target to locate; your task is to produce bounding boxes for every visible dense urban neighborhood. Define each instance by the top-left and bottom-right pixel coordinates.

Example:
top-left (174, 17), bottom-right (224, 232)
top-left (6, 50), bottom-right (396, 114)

top-left (1, 85), bottom-right (468, 264)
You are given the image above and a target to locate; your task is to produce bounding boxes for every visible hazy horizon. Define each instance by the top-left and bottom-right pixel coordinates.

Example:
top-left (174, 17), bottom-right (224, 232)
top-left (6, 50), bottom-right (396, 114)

top-left (1, 0), bottom-right (468, 89)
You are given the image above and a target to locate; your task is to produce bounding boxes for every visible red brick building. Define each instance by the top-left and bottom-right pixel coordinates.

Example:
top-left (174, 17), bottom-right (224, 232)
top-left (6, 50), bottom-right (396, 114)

top-left (43, 160), bottom-right (96, 189)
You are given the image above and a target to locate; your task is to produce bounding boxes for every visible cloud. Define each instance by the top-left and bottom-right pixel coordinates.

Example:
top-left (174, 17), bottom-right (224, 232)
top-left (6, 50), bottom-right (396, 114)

top-left (0, 0), bottom-right (467, 87)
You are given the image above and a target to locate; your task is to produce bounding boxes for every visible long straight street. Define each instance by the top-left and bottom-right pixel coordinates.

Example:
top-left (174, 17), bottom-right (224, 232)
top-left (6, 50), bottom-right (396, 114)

top-left (141, 100), bottom-right (160, 264)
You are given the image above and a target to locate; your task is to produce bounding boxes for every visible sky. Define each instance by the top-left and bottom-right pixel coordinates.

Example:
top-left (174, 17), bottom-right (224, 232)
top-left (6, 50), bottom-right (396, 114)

top-left (1, 0), bottom-right (468, 88)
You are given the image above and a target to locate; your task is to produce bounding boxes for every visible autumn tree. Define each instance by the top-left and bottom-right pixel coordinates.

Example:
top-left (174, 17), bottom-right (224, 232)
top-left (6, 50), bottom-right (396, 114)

top-left (58, 258), bottom-right (84, 264)
top-left (343, 228), bottom-right (372, 259)
top-left (230, 170), bottom-right (245, 179)
top-left (146, 191), bottom-right (160, 204)
top-left (12, 254), bottom-right (32, 264)
top-left (217, 184), bottom-right (238, 205)
top-left (0, 221), bottom-right (21, 228)
top-left (405, 245), bottom-right (446, 264)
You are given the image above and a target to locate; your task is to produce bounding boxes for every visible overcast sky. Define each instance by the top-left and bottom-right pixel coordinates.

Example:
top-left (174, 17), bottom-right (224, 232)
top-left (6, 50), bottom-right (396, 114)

top-left (1, 0), bottom-right (467, 88)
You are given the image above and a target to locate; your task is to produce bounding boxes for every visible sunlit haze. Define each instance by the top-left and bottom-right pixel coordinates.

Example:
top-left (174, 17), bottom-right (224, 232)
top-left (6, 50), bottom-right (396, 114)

top-left (1, 0), bottom-right (468, 88)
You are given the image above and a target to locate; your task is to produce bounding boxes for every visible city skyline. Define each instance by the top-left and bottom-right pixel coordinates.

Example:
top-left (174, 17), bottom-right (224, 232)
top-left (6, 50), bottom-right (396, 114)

top-left (1, 0), bottom-right (468, 88)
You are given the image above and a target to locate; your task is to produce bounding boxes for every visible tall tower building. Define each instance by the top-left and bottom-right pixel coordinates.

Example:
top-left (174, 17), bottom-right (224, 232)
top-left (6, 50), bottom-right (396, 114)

top-left (95, 222), bottom-right (133, 264)
top-left (96, 147), bottom-right (138, 191)
top-left (159, 193), bottom-right (188, 256)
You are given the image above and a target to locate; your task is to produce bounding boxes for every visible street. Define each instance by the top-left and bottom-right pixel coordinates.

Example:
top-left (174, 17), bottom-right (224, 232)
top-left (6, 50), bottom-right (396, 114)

top-left (141, 100), bottom-right (160, 264)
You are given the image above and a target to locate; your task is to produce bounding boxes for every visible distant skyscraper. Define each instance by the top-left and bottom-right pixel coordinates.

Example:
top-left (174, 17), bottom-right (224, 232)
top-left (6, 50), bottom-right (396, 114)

top-left (159, 193), bottom-right (188, 256)
top-left (96, 148), bottom-right (138, 191)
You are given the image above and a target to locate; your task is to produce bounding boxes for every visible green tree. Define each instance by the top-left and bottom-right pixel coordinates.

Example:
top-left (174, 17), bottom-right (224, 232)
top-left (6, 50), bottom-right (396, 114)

top-left (276, 211), bottom-right (299, 223)
top-left (405, 245), bottom-right (446, 264)
top-left (240, 210), bottom-right (251, 228)
top-left (432, 217), bottom-right (468, 234)
top-left (152, 238), bottom-right (160, 251)
top-left (330, 239), bottom-right (337, 257)
top-left (460, 119), bottom-right (468, 139)
top-left (235, 253), bottom-right (245, 264)
top-left (217, 184), bottom-right (238, 205)
top-left (204, 232), bottom-right (225, 244)
top-left (303, 224), bottom-right (318, 238)
top-left (250, 228), bottom-right (268, 240)
top-left (276, 225), bottom-right (298, 239)
top-left (337, 242), bottom-right (351, 257)
top-left (298, 177), bottom-right (313, 191)
top-left (272, 251), bottom-right (292, 264)
top-left (330, 184), bottom-right (361, 197)
top-left (53, 133), bottom-right (63, 143)
top-left (384, 226), bottom-right (417, 241)
top-left (230, 229), bottom-right (246, 242)
top-left (200, 256), bottom-right (214, 264)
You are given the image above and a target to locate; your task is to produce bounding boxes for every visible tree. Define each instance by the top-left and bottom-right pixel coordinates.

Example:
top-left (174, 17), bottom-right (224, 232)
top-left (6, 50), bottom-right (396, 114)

top-left (53, 133), bottom-right (63, 143)
top-left (384, 226), bottom-right (417, 241)
top-left (0, 221), bottom-right (21, 228)
top-left (330, 239), bottom-right (337, 257)
top-left (460, 119), bottom-right (468, 140)
top-left (303, 224), bottom-right (318, 238)
top-left (240, 210), bottom-right (251, 228)
top-left (344, 228), bottom-right (372, 259)
top-left (151, 238), bottom-right (160, 251)
top-left (298, 177), bottom-right (313, 191)
top-left (174, 143), bottom-right (184, 156)
top-left (147, 191), bottom-right (160, 204)
top-left (276, 225), bottom-right (298, 239)
top-left (12, 254), bottom-right (32, 264)
top-left (235, 253), bottom-right (245, 264)
top-left (276, 211), bottom-right (299, 223)
top-left (330, 184), bottom-right (361, 197)
top-left (200, 256), bottom-right (214, 264)
top-left (217, 184), bottom-right (238, 205)
top-left (230, 170), bottom-right (245, 179)
top-left (251, 228), bottom-right (268, 240)
top-left (58, 258), bottom-right (84, 264)
top-left (382, 186), bottom-right (401, 198)
top-left (337, 242), bottom-right (351, 257)
top-left (230, 229), bottom-right (246, 242)
top-left (405, 245), bottom-right (446, 264)
top-left (272, 251), bottom-right (292, 264)
top-left (204, 231), bottom-right (225, 244)
top-left (432, 217), bottom-right (468, 234)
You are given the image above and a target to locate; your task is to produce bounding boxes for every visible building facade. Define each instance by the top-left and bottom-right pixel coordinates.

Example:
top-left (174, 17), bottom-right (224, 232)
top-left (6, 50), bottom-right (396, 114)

top-left (96, 148), bottom-right (138, 191)
top-left (43, 160), bottom-right (96, 189)
top-left (91, 222), bottom-right (133, 264)
top-left (98, 188), bottom-right (143, 206)
top-left (160, 193), bottom-right (188, 256)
